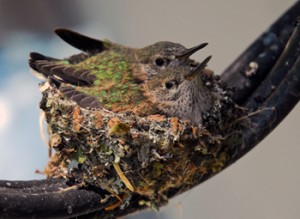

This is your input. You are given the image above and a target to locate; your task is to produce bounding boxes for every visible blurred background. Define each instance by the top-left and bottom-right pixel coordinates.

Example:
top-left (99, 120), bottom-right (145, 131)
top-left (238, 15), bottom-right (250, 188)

top-left (0, 0), bottom-right (299, 218)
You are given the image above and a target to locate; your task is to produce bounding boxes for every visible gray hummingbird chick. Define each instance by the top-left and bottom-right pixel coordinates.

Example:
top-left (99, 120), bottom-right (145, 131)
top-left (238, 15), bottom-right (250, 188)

top-left (143, 56), bottom-right (213, 125)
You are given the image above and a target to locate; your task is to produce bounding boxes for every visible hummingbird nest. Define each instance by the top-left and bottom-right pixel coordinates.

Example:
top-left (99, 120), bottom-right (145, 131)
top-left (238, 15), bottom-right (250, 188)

top-left (40, 73), bottom-right (237, 210)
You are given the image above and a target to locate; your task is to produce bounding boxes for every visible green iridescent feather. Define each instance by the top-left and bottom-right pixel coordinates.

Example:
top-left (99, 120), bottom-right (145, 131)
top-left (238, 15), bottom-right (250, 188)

top-left (62, 51), bottom-right (144, 112)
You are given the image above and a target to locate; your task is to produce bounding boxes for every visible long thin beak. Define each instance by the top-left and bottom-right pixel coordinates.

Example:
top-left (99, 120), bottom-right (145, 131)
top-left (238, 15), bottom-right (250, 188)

top-left (184, 55), bottom-right (212, 80)
top-left (176, 43), bottom-right (208, 60)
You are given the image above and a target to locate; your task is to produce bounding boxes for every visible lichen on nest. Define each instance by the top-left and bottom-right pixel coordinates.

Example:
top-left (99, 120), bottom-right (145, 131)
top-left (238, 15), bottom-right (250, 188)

top-left (40, 72), bottom-right (237, 210)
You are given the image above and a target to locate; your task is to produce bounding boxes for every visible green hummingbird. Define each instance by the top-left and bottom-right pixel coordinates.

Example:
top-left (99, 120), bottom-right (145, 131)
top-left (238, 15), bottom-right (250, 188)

top-left (29, 28), bottom-right (209, 116)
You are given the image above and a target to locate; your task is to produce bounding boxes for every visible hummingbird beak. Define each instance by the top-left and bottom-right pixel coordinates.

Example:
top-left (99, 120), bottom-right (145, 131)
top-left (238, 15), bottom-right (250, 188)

top-left (184, 55), bottom-right (212, 80)
top-left (176, 43), bottom-right (208, 60)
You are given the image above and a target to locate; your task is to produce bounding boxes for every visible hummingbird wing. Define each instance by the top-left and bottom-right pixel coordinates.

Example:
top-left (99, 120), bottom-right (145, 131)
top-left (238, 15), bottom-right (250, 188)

top-left (54, 28), bottom-right (110, 55)
top-left (48, 77), bottom-right (102, 109)
top-left (29, 52), bottom-right (102, 109)
top-left (29, 52), bottom-right (96, 86)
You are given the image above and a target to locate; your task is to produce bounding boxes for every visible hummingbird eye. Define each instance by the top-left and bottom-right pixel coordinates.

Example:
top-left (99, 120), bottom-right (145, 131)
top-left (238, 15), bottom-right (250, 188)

top-left (155, 57), bottom-right (167, 67)
top-left (165, 80), bottom-right (178, 90)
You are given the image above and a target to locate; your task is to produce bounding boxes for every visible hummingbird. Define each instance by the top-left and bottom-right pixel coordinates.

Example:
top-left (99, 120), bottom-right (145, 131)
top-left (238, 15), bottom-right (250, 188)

top-left (29, 28), bottom-right (210, 117)
top-left (143, 56), bottom-right (213, 124)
